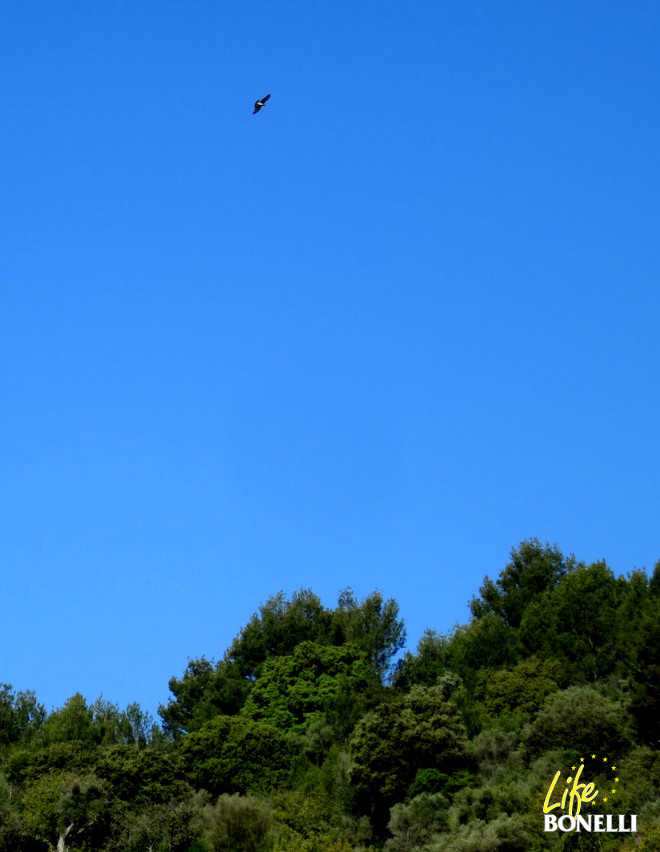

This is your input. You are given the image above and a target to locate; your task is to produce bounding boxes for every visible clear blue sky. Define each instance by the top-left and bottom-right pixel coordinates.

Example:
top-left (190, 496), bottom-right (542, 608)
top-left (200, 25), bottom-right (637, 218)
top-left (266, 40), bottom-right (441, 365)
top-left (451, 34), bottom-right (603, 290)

top-left (2, 1), bottom-right (659, 718)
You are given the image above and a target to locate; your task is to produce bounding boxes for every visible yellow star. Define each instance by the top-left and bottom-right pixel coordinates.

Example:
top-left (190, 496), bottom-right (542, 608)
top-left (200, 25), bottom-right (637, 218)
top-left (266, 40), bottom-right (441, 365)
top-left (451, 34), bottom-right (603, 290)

top-left (603, 757), bottom-right (608, 762)
top-left (611, 766), bottom-right (616, 771)
top-left (603, 797), bottom-right (608, 802)
top-left (572, 766), bottom-right (576, 770)
top-left (580, 757), bottom-right (584, 762)
top-left (591, 754), bottom-right (596, 759)
top-left (615, 777), bottom-right (619, 782)
top-left (611, 789), bottom-right (616, 793)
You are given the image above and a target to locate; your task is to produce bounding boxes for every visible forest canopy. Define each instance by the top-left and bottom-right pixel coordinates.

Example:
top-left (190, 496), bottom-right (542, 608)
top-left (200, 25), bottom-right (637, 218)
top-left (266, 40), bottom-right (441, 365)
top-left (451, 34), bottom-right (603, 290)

top-left (2, 540), bottom-right (659, 852)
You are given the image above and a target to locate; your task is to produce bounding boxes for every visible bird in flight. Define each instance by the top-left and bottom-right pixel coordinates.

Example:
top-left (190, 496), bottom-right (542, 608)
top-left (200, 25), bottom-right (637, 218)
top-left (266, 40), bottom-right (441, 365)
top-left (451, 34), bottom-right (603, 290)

top-left (253, 94), bottom-right (271, 114)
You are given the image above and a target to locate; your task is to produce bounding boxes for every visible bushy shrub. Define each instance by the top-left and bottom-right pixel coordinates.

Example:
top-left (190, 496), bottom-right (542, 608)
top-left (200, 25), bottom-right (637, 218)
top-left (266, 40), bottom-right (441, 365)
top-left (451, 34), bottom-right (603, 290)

top-left (525, 686), bottom-right (635, 757)
top-left (197, 794), bottom-right (275, 852)
top-left (386, 792), bottom-right (449, 852)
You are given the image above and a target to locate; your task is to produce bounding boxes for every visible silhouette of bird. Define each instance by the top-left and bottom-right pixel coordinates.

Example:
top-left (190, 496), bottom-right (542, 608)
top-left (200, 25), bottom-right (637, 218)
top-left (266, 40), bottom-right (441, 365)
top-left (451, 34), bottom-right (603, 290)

top-left (253, 94), bottom-right (271, 114)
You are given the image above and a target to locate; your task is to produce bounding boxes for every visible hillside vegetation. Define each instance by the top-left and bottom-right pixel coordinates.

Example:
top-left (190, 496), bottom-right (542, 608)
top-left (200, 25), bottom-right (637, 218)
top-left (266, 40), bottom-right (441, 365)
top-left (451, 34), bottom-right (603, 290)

top-left (2, 540), bottom-right (659, 851)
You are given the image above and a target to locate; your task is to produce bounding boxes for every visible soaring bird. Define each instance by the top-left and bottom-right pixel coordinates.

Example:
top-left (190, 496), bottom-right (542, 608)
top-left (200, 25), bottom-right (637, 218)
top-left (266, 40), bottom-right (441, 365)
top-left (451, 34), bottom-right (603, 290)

top-left (253, 94), bottom-right (271, 114)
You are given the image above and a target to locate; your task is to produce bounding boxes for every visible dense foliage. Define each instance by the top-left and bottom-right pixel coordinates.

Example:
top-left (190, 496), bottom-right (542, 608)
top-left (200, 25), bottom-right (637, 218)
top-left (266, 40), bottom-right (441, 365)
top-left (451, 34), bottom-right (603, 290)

top-left (2, 544), bottom-right (659, 851)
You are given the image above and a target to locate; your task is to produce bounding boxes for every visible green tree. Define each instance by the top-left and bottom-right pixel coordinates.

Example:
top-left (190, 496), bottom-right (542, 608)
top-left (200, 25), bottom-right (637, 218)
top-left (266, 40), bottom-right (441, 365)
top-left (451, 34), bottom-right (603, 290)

top-left (6, 741), bottom-right (95, 787)
top-left (70, 745), bottom-right (200, 852)
top-left (520, 561), bottom-right (624, 681)
top-left (87, 698), bottom-right (160, 747)
top-left (159, 658), bottom-right (251, 737)
top-left (179, 716), bottom-right (291, 797)
top-left (161, 589), bottom-right (405, 739)
top-left (107, 792), bottom-right (203, 852)
top-left (470, 540), bottom-right (574, 629)
top-left (228, 588), bottom-right (405, 683)
top-left (95, 744), bottom-right (190, 806)
top-left (333, 589), bottom-right (406, 681)
top-left (196, 794), bottom-right (275, 852)
top-left (393, 630), bottom-right (451, 691)
top-left (31, 693), bottom-right (157, 750)
top-left (39, 694), bottom-right (96, 747)
top-left (0, 774), bottom-right (22, 852)
top-left (16, 771), bottom-right (110, 852)
top-left (0, 685), bottom-right (45, 747)
top-left (386, 792), bottom-right (449, 852)
top-left (430, 813), bottom-right (535, 852)
top-left (227, 591), bottom-right (333, 681)
top-left (525, 685), bottom-right (635, 756)
top-left (625, 594), bottom-right (660, 744)
top-left (409, 768), bottom-right (474, 801)
top-left (276, 837), bottom-right (354, 852)
top-left (118, 701), bottom-right (162, 747)
top-left (483, 657), bottom-right (563, 715)
top-left (447, 614), bottom-right (520, 689)
top-left (349, 685), bottom-right (467, 832)
top-left (240, 641), bottom-right (370, 734)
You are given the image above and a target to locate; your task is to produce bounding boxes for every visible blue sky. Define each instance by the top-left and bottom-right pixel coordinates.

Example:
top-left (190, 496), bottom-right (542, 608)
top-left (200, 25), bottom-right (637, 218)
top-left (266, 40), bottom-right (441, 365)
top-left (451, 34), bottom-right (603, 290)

top-left (2, 1), bottom-right (659, 718)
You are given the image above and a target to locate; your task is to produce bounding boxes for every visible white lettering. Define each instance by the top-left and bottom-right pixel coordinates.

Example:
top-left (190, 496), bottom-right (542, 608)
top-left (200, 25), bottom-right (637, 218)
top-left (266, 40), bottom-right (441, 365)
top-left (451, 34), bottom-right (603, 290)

top-left (558, 815), bottom-right (576, 831)
top-left (544, 812), bottom-right (638, 834)
top-left (575, 815), bottom-right (592, 831)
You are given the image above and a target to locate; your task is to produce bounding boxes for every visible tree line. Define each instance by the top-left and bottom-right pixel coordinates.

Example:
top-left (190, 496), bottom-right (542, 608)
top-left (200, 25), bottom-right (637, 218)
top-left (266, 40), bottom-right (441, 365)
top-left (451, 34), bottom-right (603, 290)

top-left (1, 540), bottom-right (659, 851)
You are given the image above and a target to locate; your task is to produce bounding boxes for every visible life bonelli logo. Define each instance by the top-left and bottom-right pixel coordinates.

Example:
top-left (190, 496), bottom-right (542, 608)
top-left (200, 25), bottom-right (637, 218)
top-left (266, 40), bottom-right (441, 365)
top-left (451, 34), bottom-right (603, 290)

top-left (543, 753), bottom-right (637, 834)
